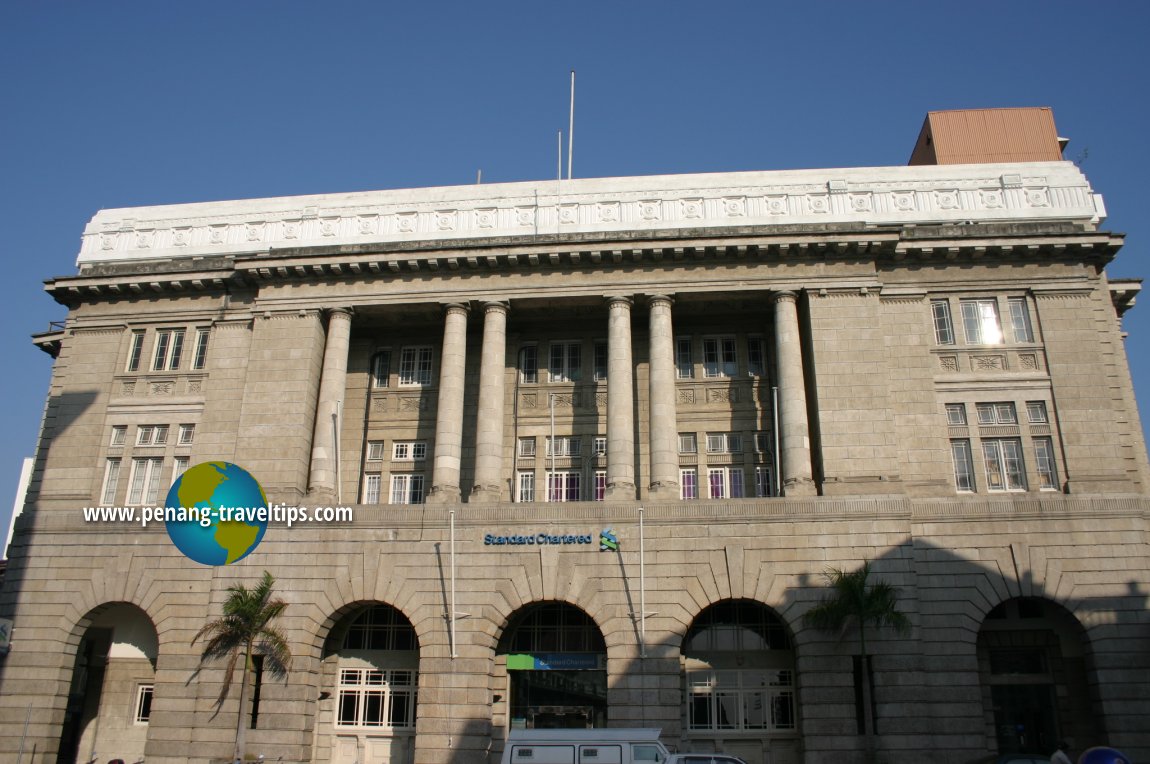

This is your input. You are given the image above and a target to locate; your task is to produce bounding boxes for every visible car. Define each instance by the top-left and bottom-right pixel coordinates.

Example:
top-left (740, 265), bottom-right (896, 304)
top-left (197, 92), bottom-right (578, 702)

top-left (665, 755), bottom-right (748, 764)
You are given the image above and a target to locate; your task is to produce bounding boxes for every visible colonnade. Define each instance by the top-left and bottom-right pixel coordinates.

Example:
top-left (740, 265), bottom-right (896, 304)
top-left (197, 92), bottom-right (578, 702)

top-left (307, 292), bottom-right (815, 502)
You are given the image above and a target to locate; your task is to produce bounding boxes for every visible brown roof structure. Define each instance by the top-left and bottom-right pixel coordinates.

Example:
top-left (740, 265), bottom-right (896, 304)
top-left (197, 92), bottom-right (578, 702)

top-left (909, 107), bottom-right (1067, 165)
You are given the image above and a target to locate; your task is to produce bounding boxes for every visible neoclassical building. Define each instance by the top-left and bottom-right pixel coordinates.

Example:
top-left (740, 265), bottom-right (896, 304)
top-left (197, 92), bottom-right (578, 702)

top-left (2, 110), bottom-right (1148, 764)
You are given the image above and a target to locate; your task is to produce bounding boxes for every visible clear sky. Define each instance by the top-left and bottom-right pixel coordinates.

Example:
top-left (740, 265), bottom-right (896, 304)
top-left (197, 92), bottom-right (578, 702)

top-left (2, 1), bottom-right (1148, 549)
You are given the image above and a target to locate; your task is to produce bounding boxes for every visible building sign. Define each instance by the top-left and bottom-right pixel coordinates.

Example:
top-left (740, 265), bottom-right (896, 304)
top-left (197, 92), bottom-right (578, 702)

top-left (506, 653), bottom-right (606, 670)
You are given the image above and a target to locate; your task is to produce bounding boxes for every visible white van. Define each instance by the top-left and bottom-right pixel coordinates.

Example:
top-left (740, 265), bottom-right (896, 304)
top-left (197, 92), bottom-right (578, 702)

top-left (500, 728), bottom-right (671, 764)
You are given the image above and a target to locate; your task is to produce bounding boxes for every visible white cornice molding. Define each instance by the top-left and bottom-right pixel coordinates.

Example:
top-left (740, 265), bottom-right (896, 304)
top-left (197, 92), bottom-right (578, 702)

top-left (77, 161), bottom-right (1103, 266)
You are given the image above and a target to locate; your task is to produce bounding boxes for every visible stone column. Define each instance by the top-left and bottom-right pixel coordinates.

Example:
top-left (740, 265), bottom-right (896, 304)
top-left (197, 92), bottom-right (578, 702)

top-left (773, 291), bottom-right (815, 496)
top-left (606, 296), bottom-right (636, 500)
top-left (471, 302), bottom-right (509, 503)
top-left (428, 303), bottom-right (469, 504)
top-left (647, 295), bottom-right (680, 499)
top-left (308, 307), bottom-right (353, 503)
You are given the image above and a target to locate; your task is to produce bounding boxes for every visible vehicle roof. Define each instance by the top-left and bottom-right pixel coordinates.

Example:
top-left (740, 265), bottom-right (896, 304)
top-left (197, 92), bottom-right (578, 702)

top-left (507, 729), bottom-right (664, 743)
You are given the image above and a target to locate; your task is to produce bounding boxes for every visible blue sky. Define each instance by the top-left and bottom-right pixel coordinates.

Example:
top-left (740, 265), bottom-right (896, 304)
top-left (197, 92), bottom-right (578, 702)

top-left (2, 1), bottom-right (1148, 547)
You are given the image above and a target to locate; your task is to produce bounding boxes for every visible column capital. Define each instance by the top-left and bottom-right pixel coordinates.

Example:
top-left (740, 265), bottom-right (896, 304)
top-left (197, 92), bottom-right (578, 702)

top-left (325, 306), bottom-right (354, 319)
top-left (647, 293), bottom-right (675, 308)
top-left (772, 290), bottom-right (799, 305)
top-left (605, 295), bottom-right (634, 308)
top-left (481, 301), bottom-right (510, 316)
top-left (442, 302), bottom-right (471, 317)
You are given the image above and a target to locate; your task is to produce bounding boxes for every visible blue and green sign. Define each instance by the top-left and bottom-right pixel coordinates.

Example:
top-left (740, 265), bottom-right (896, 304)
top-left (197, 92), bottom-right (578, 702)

top-left (506, 653), bottom-right (606, 670)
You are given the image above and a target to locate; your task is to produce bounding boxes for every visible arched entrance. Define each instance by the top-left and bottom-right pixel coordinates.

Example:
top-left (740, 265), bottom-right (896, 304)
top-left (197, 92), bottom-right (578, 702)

top-left (977, 597), bottom-right (1100, 755)
top-left (318, 603), bottom-right (420, 764)
top-left (57, 603), bottom-right (157, 764)
top-left (681, 600), bottom-right (798, 764)
top-left (497, 602), bottom-right (608, 729)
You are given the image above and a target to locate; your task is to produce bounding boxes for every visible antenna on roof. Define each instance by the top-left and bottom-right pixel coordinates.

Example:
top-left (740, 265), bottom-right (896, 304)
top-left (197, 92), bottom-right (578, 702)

top-left (567, 70), bottom-right (575, 180)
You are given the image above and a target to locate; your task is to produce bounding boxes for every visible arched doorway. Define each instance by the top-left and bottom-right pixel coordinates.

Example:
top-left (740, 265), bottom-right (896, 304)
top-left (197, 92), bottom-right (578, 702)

top-left (681, 600), bottom-right (798, 764)
top-left (496, 602), bottom-right (608, 729)
top-left (318, 603), bottom-right (420, 764)
top-left (57, 603), bottom-right (158, 764)
top-left (977, 597), bottom-right (1100, 755)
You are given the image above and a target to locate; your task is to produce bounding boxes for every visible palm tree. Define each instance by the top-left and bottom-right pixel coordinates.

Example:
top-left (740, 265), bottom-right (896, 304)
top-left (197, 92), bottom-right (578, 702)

top-left (803, 561), bottom-right (910, 763)
top-left (193, 570), bottom-right (292, 763)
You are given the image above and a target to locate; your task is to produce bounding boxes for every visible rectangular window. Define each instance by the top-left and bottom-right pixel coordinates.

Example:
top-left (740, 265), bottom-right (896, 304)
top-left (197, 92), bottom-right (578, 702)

top-left (594, 342), bottom-right (608, 382)
top-left (960, 300), bottom-right (1003, 345)
top-left (1034, 438), bottom-right (1059, 490)
top-left (676, 338), bottom-right (694, 379)
top-left (754, 466), bottom-right (773, 498)
top-left (931, 300), bottom-right (954, 345)
top-left (1008, 297), bottom-right (1034, 343)
top-left (367, 441), bottom-right (386, 461)
top-left (546, 436), bottom-right (581, 457)
top-left (747, 338), bottom-right (766, 376)
top-left (951, 440), bottom-right (976, 492)
top-left (679, 433), bottom-right (698, 454)
top-left (192, 328), bottom-right (210, 370)
top-left (708, 467), bottom-right (745, 499)
top-left (390, 474), bottom-right (426, 505)
top-left (335, 668), bottom-right (417, 729)
top-left (392, 442), bottom-right (427, 461)
top-left (680, 468), bottom-right (698, 500)
top-left (171, 456), bottom-right (190, 485)
top-left (520, 346), bottom-right (538, 384)
top-left (364, 474), bottom-right (382, 504)
top-left (753, 432), bottom-right (771, 454)
top-left (152, 328), bottom-right (186, 371)
top-left (1026, 401), bottom-right (1049, 424)
top-left (983, 439), bottom-right (1026, 491)
top-left (703, 338), bottom-right (737, 378)
top-left (134, 684), bottom-right (154, 725)
top-left (976, 402), bottom-right (1017, 426)
top-left (517, 472), bottom-right (535, 502)
top-left (110, 425), bottom-right (127, 446)
top-left (592, 436), bottom-right (607, 457)
top-left (398, 347), bottom-right (433, 386)
top-left (546, 471), bottom-right (581, 502)
top-left (177, 424), bottom-right (195, 445)
top-left (706, 433), bottom-right (743, 454)
top-left (127, 331), bottom-right (146, 372)
top-left (945, 403), bottom-right (967, 426)
top-left (593, 471), bottom-right (607, 502)
top-left (101, 458), bottom-right (121, 505)
top-left (136, 425), bottom-right (169, 446)
top-left (686, 669), bottom-right (795, 732)
top-left (517, 437), bottom-right (536, 458)
top-left (127, 458), bottom-right (164, 505)
top-left (372, 351), bottom-right (392, 388)
top-left (549, 342), bottom-right (582, 383)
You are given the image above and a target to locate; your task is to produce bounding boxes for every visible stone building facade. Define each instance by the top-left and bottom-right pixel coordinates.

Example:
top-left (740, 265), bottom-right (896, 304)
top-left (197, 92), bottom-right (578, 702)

top-left (1, 150), bottom-right (1148, 764)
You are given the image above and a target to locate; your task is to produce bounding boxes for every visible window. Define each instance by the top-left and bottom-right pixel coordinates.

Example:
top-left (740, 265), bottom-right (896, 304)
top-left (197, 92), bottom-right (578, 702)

top-left (372, 351), bottom-right (392, 388)
top-left (679, 433), bottom-right (698, 454)
top-left (336, 668), bottom-right (417, 729)
top-left (192, 328), bottom-right (210, 370)
top-left (747, 338), bottom-right (766, 377)
top-left (101, 459), bottom-right (121, 505)
top-left (945, 404), bottom-right (967, 426)
top-left (686, 669), bottom-right (795, 732)
top-left (549, 342), bottom-right (581, 383)
top-left (519, 346), bottom-right (538, 384)
top-left (127, 458), bottom-right (164, 505)
top-left (676, 338), bottom-right (694, 379)
top-left (110, 425), bottom-right (127, 446)
top-left (976, 403), bottom-right (1017, 426)
top-left (517, 472), bottom-right (535, 502)
top-left (546, 471), bottom-right (581, 502)
top-left (364, 474), bottom-right (382, 504)
top-left (136, 425), bottom-right (169, 446)
top-left (1026, 401), bottom-right (1049, 424)
top-left (680, 468), bottom-right (698, 500)
top-left (177, 424), bottom-right (195, 445)
top-left (172, 456), bottom-right (190, 485)
top-left (392, 442), bottom-right (427, 461)
top-left (931, 300), bottom-right (955, 345)
top-left (546, 436), bottom-right (581, 457)
top-left (398, 346), bottom-right (433, 386)
top-left (983, 439), bottom-right (1026, 491)
top-left (517, 437), bottom-right (536, 458)
top-left (126, 331), bottom-right (146, 372)
top-left (708, 467), bottom-right (745, 499)
top-left (951, 440), bottom-right (976, 492)
top-left (592, 436), bottom-right (607, 457)
top-left (593, 471), bottom-right (607, 501)
top-left (1008, 297), bottom-right (1034, 343)
top-left (753, 432), bottom-right (771, 454)
top-left (134, 684), bottom-right (154, 725)
top-left (703, 338), bottom-right (737, 378)
top-left (960, 300), bottom-right (1003, 345)
top-left (594, 342), bottom-right (608, 381)
top-left (1034, 438), bottom-right (1059, 490)
top-left (706, 433), bottom-right (743, 454)
top-left (754, 466), bottom-right (774, 498)
top-left (367, 441), bottom-right (386, 461)
top-left (152, 328), bottom-right (186, 371)
top-left (390, 474), bottom-right (426, 505)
